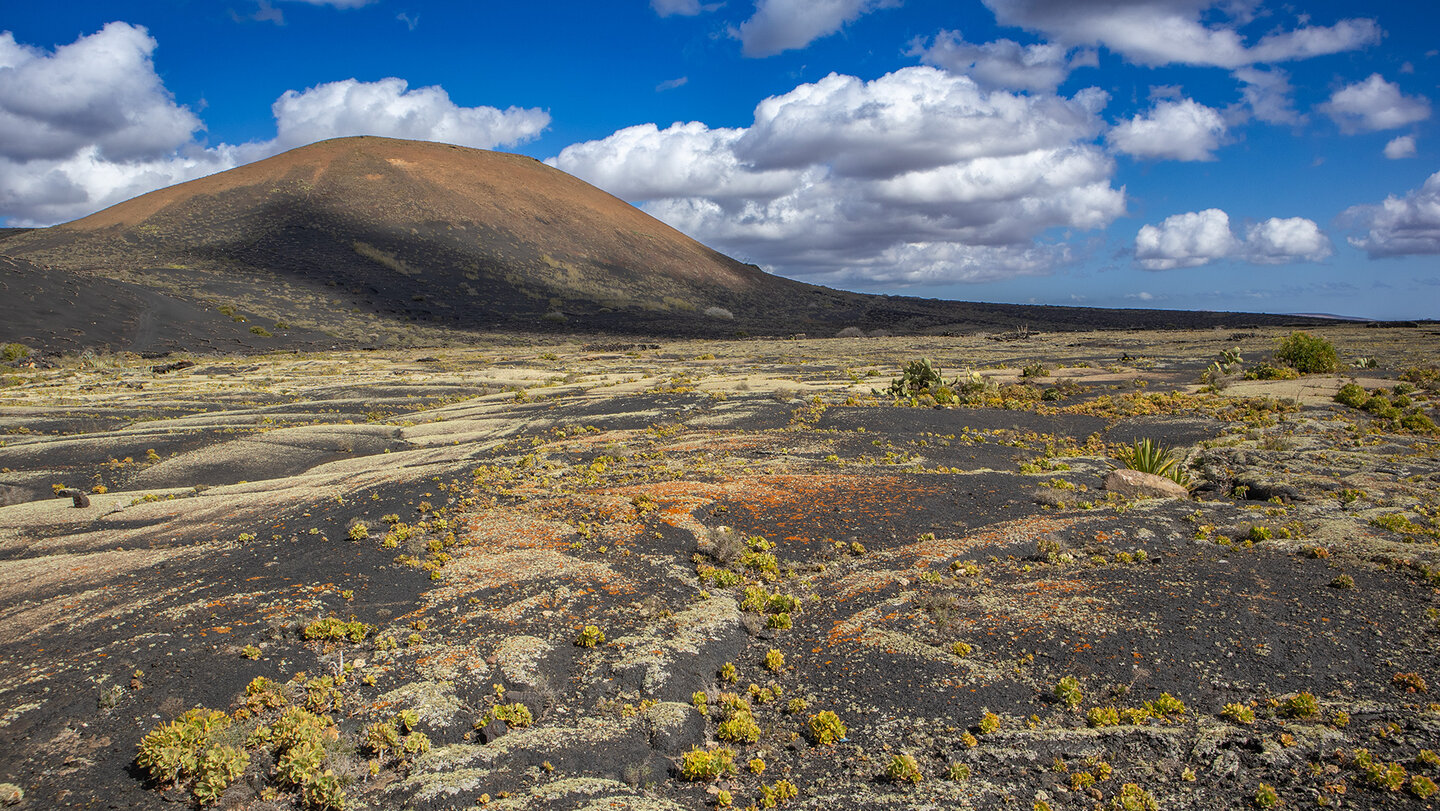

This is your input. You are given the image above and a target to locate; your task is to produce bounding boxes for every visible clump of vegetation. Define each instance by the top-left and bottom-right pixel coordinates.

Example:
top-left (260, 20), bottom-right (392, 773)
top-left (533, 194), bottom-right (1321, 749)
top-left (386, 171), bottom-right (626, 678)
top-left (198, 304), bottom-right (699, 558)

top-left (1273, 331), bottom-right (1339, 374)
top-left (885, 753), bottom-right (923, 783)
top-left (481, 702), bottom-right (534, 728)
top-left (679, 747), bottom-right (736, 781)
top-left (1054, 676), bottom-right (1083, 709)
top-left (806, 711), bottom-right (847, 745)
top-left (302, 617), bottom-right (372, 643)
top-left (1108, 783), bottom-right (1159, 810)
top-left (1253, 782), bottom-right (1279, 808)
top-left (1087, 707), bottom-right (1120, 727)
top-left (1282, 691), bottom-right (1320, 719)
top-left (0, 343), bottom-right (31, 364)
top-left (1119, 439), bottom-right (1190, 486)
top-left (575, 625), bottom-right (605, 647)
top-left (758, 779), bottom-right (798, 806)
top-left (1220, 702), bottom-right (1255, 724)
top-left (1335, 382), bottom-right (1368, 408)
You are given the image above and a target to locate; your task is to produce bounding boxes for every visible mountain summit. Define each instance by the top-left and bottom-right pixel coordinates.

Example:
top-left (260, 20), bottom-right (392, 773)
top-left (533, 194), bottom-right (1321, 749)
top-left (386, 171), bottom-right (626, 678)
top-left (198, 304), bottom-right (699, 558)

top-left (4, 136), bottom-right (811, 338)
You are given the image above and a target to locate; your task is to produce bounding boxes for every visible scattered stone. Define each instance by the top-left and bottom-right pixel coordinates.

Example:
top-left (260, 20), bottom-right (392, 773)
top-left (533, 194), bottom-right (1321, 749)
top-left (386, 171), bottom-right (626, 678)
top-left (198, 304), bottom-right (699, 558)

top-left (150, 359), bottom-right (195, 374)
top-left (479, 718), bottom-right (508, 744)
top-left (1103, 468), bottom-right (1189, 499)
top-left (55, 487), bottom-right (90, 508)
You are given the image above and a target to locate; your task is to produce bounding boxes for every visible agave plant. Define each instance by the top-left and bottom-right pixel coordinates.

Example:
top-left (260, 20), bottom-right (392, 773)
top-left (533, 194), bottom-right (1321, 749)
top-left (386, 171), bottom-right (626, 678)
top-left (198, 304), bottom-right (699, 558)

top-left (1123, 439), bottom-right (1190, 487)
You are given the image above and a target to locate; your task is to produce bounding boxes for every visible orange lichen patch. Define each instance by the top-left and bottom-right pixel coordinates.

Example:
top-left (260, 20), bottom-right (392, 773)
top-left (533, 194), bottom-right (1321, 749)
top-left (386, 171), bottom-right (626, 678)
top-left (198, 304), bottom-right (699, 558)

top-left (461, 510), bottom-right (576, 553)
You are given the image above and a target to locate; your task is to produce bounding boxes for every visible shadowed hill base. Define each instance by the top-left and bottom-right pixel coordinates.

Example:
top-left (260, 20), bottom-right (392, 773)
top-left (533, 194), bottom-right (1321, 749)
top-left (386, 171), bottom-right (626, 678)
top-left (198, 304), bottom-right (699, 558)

top-left (0, 136), bottom-right (1339, 350)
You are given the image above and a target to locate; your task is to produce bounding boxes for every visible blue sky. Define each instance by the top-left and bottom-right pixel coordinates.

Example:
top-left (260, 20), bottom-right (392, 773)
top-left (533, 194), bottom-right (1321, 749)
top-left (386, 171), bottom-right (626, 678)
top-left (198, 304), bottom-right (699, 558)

top-left (2, 1), bottom-right (1436, 319)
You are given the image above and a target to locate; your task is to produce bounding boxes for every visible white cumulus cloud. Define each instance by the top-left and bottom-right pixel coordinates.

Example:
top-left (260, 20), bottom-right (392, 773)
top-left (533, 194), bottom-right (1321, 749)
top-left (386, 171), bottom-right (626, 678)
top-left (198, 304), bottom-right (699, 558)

top-left (1384, 135), bottom-right (1417, 159)
top-left (1135, 208), bottom-right (1331, 269)
top-left (268, 78), bottom-right (550, 154)
top-left (1319, 74), bottom-right (1432, 134)
top-left (910, 30), bottom-right (1096, 92)
top-left (1344, 171), bottom-right (1440, 257)
top-left (736, 0), bottom-right (897, 58)
top-left (0, 23), bottom-right (202, 163)
top-left (1242, 217), bottom-right (1332, 264)
top-left (982, 0), bottom-right (1379, 69)
top-left (551, 66), bottom-right (1125, 285)
top-left (1108, 98), bottom-right (1227, 161)
top-left (0, 25), bottom-right (550, 226)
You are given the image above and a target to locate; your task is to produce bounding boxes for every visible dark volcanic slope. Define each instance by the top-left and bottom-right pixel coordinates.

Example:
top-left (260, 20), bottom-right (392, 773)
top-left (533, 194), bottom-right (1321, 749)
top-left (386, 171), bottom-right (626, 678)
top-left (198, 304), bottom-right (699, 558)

top-left (2, 136), bottom-right (1334, 345)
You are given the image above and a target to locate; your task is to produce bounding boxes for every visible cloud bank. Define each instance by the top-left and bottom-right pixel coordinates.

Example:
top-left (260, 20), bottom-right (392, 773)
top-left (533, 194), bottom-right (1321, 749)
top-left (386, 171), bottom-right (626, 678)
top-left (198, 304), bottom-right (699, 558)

top-left (1135, 209), bottom-right (1331, 269)
top-left (736, 0), bottom-right (897, 58)
top-left (0, 24), bottom-right (549, 225)
top-left (1344, 171), bottom-right (1440, 257)
top-left (982, 0), bottom-right (1379, 69)
top-left (553, 66), bottom-right (1125, 285)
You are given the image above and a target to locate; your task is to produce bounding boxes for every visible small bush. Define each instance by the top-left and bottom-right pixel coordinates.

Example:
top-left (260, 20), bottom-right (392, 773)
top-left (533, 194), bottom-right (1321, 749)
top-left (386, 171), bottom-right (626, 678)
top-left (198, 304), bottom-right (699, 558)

top-left (1087, 707), bottom-right (1120, 727)
top-left (1335, 383), bottom-right (1368, 408)
top-left (1120, 439), bottom-right (1190, 486)
top-left (1282, 691), bottom-right (1320, 718)
top-left (302, 617), bottom-right (372, 643)
top-left (885, 753), bottom-right (923, 783)
top-left (764, 649), bottom-right (785, 672)
top-left (806, 711), bottom-right (847, 745)
top-left (0, 343), bottom-right (31, 364)
top-left (575, 625), bottom-right (605, 647)
top-left (483, 702), bottom-right (534, 728)
top-left (1253, 782), bottom-right (1279, 809)
top-left (1220, 702), bottom-right (1255, 724)
top-left (1054, 676), bottom-right (1083, 709)
top-left (679, 747), bottom-right (736, 781)
top-left (249, 326), bottom-right (273, 337)
top-left (1273, 331), bottom-right (1339, 374)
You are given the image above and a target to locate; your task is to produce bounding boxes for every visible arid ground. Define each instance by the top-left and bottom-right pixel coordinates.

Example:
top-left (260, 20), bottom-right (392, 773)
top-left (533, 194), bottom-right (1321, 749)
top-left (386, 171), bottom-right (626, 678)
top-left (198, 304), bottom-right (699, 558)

top-left (1, 324), bottom-right (1438, 810)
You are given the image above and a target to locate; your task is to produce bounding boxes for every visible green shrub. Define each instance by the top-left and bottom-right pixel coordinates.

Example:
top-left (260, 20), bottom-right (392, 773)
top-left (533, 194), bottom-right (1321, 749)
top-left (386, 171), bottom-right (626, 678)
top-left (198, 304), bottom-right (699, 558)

top-left (135, 708), bottom-right (232, 785)
top-left (1120, 439), bottom-right (1190, 486)
top-left (758, 779), bottom-right (799, 806)
top-left (302, 617), bottom-right (372, 643)
top-left (0, 343), bottom-right (31, 364)
top-left (575, 625), bottom-right (605, 647)
top-left (1282, 691), bottom-right (1319, 718)
top-left (885, 753), bottom-right (923, 783)
top-left (679, 746), bottom-right (736, 780)
top-left (888, 359), bottom-right (943, 398)
top-left (483, 702), bottom-right (534, 728)
top-left (1054, 676), bottom-right (1083, 709)
top-left (1335, 383), bottom-right (1368, 408)
top-left (1412, 775), bottom-right (1438, 799)
top-left (1220, 702), bottom-right (1255, 724)
top-left (1108, 783), bottom-right (1159, 811)
top-left (1273, 331), bottom-right (1339, 374)
top-left (299, 769), bottom-right (347, 810)
top-left (249, 326), bottom-right (273, 337)
top-left (192, 745), bottom-right (249, 805)
top-left (1086, 707), bottom-right (1120, 727)
top-left (1253, 782), bottom-right (1279, 808)
top-left (806, 711), bottom-right (847, 745)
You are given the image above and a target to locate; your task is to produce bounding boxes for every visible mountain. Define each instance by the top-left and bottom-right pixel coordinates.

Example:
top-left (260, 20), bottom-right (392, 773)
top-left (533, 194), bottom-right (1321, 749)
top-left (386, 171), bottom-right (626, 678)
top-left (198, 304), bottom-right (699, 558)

top-left (0, 136), bottom-right (1332, 352)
